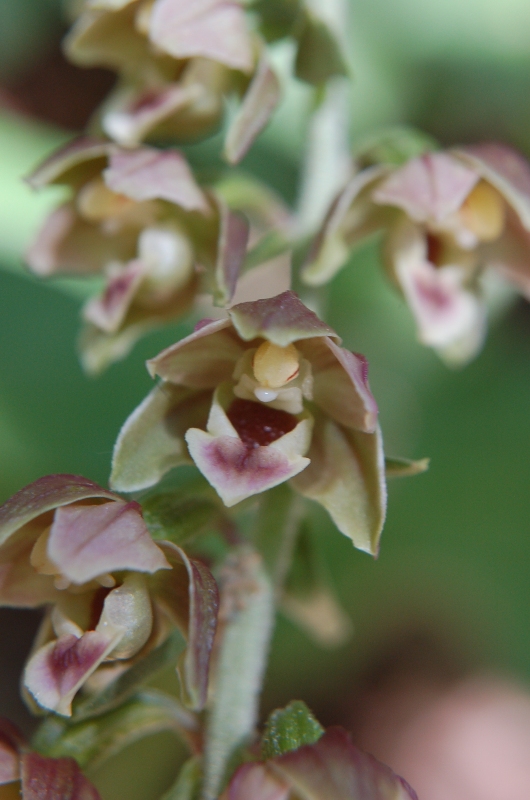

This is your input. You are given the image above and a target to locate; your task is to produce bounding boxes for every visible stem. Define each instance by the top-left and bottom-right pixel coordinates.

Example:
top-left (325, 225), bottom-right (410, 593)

top-left (296, 0), bottom-right (352, 236)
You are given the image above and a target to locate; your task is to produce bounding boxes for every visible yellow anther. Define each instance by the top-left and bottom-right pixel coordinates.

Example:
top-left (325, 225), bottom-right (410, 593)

top-left (30, 528), bottom-right (59, 577)
top-left (460, 181), bottom-right (506, 242)
top-left (77, 178), bottom-right (135, 222)
top-left (253, 342), bottom-right (300, 389)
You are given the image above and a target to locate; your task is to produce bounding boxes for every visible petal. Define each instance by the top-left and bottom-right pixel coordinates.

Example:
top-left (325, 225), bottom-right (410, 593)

top-left (373, 152), bottom-right (479, 224)
top-left (26, 203), bottom-right (138, 276)
top-left (269, 727), bottom-right (417, 800)
top-left (26, 137), bottom-right (110, 190)
top-left (185, 396), bottom-right (312, 506)
top-left (21, 752), bottom-right (101, 800)
top-left (101, 81), bottom-right (203, 148)
top-left (154, 542), bottom-right (219, 711)
top-left (103, 148), bottom-right (209, 212)
top-left (47, 501), bottom-right (170, 584)
top-left (0, 548), bottom-right (58, 608)
top-left (149, 0), bottom-right (254, 73)
top-left (224, 54), bottom-right (281, 164)
top-left (0, 475), bottom-right (120, 547)
top-left (453, 143), bottom-right (530, 230)
top-left (302, 165), bottom-right (389, 286)
top-left (225, 763), bottom-right (289, 800)
top-left (291, 419), bottom-right (386, 556)
top-left (230, 256), bottom-right (292, 306)
top-left (229, 290), bottom-right (338, 346)
top-left (64, 5), bottom-right (150, 73)
top-left (83, 260), bottom-right (146, 334)
top-left (110, 384), bottom-right (210, 492)
top-left (390, 219), bottom-right (486, 360)
top-left (147, 318), bottom-right (243, 386)
top-left (212, 197), bottom-right (250, 306)
top-left (282, 588), bottom-right (353, 648)
top-left (24, 632), bottom-right (120, 717)
top-left (299, 337), bottom-right (378, 432)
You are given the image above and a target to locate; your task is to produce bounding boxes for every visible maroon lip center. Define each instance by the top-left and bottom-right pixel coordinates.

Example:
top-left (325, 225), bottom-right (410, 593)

top-left (227, 399), bottom-right (298, 449)
top-left (426, 233), bottom-right (444, 267)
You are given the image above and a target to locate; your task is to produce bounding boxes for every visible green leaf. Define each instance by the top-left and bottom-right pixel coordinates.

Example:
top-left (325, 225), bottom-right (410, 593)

top-left (202, 549), bottom-right (275, 800)
top-left (261, 701), bottom-right (324, 760)
top-left (33, 690), bottom-right (197, 771)
top-left (142, 485), bottom-right (222, 546)
top-left (385, 456), bottom-right (430, 478)
top-left (71, 630), bottom-right (186, 721)
top-left (160, 757), bottom-right (202, 800)
top-left (295, 13), bottom-right (348, 86)
top-left (354, 126), bottom-right (439, 169)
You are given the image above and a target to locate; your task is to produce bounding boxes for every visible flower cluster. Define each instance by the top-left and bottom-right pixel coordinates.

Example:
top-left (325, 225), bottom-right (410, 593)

top-left (304, 143), bottom-right (530, 362)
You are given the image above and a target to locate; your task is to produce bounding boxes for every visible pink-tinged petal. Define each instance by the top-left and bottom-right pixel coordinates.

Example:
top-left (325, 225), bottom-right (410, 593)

top-left (24, 631), bottom-right (120, 716)
top-left (299, 337), bottom-right (378, 432)
top-left (150, 0), bottom-right (254, 73)
top-left (110, 385), bottom-right (211, 492)
top-left (26, 138), bottom-right (110, 190)
top-left (147, 318), bottom-right (244, 386)
top-left (26, 203), bottom-right (138, 276)
top-left (22, 751), bottom-right (101, 800)
top-left (0, 475), bottom-right (120, 547)
top-left (0, 720), bottom-right (22, 786)
top-left (185, 403), bottom-right (312, 507)
top-left (373, 152), bottom-right (479, 224)
top-left (83, 261), bottom-right (146, 334)
top-left (213, 200), bottom-right (250, 305)
top-left (102, 81), bottom-right (204, 148)
top-left (154, 542), bottom-right (219, 711)
top-left (225, 763), bottom-right (289, 800)
top-left (454, 143), bottom-right (530, 230)
top-left (303, 165), bottom-right (389, 286)
top-left (291, 420), bottom-right (386, 556)
top-left (103, 148), bottom-right (209, 212)
top-left (47, 501), bottom-right (170, 584)
top-left (390, 220), bottom-right (486, 360)
top-left (225, 54), bottom-right (281, 164)
top-left (229, 291), bottom-right (338, 346)
top-left (270, 727), bottom-right (417, 800)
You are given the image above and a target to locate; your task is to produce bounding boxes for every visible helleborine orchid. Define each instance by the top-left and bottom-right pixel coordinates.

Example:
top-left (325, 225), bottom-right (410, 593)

top-left (0, 475), bottom-right (219, 717)
top-left (26, 138), bottom-right (249, 372)
top-left (303, 143), bottom-right (530, 363)
top-left (63, 0), bottom-right (281, 162)
top-left (111, 291), bottom-right (387, 556)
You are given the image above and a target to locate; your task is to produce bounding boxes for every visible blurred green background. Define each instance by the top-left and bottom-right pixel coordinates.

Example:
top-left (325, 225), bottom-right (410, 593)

top-left (1, 0), bottom-right (530, 792)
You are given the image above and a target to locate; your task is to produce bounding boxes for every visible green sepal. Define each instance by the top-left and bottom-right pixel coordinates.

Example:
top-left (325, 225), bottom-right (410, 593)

top-left (71, 630), bottom-right (186, 722)
top-left (160, 757), bottom-right (202, 800)
top-left (252, 0), bottom-right (302, 42)
top-left (261, 701), bottom-right (324, 760)
top-left (32, 690), bottom-right (197, 771)
top-left (295, 14), bottom-right (348, 86)
top-left (385, 456), bottom-right (430, 478)
top-left (354, 126), bottom-right (440, 169)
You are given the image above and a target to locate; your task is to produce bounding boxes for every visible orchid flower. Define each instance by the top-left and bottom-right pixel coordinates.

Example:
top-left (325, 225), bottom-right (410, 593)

top-left (63, 0), bottom-right (281, 162)
top-left (0, 475), bottom-right (218, 717)
top-left (26, 138), bottom-right (249, 372)
top-left (111, 291), bottom-right (387, 555)
top-left (303, 144), bottom-right (530, 363)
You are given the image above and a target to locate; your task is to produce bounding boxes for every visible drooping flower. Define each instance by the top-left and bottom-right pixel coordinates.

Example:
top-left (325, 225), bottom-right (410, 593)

top-left (63, 0), bottom-right (281, 162)
top-left (0, 474), bottom-right (218, 717)
top-left (223, 727), bottom-right (418, 800)
top-left (0, 717), bottom-right (102, 799)
top-left (303, 143), bottom-right (530, 363)
top-left (26, 138), bottom-right (249, 372)
top-left (111, 290), bottom-right (387, 555)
